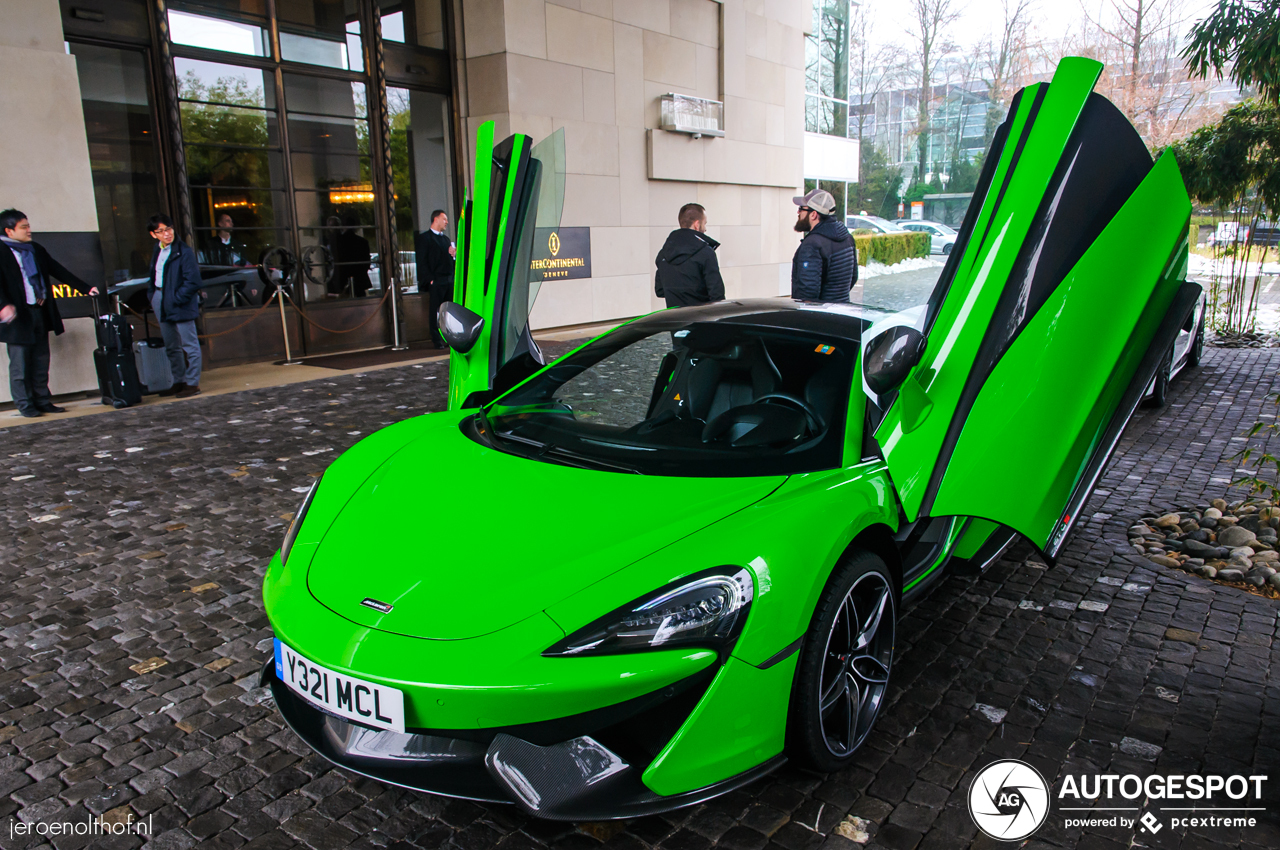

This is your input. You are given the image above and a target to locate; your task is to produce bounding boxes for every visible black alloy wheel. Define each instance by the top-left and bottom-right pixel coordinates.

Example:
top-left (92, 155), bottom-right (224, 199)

top-left (1188, 316), bottom-right (1205, 367)
top-left (789, 551), bottom-right (896, 771)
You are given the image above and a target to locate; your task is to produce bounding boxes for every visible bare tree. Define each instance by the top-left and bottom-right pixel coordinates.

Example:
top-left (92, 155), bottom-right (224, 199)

top-left (905, 0), bottom-right (964, 183)
top-left (1083, 0), bottom-right (1182, 104)
top-left (980, 0), bottom-right (1034, 144)
top-left (848, 5), bottom-right (907, 150)
top-left (1077, 0), bottom-right (1224, 146)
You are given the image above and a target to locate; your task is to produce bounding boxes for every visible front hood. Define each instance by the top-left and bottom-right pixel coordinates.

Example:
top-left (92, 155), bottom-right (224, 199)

top-left (306, 414), bottom-right (785, 640)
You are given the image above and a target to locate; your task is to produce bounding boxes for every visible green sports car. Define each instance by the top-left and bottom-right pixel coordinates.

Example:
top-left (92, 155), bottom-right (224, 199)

top-left (262, 58), bottom-right (1200, 820)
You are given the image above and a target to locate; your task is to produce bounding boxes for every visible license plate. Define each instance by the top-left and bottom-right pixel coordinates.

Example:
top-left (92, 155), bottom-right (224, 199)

top-left (274, 638), bottom-right (405, 733)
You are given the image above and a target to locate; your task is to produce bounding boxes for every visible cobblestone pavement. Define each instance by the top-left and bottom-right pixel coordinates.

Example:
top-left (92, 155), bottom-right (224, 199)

top-left (3, 346), bottom-right (1280, 850)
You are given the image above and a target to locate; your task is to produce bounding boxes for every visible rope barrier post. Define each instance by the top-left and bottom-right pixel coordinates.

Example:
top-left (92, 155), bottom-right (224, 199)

top-left (389, 273), bottom-right (408, 351)
top-left (277, 284), bottom-right (302, 366)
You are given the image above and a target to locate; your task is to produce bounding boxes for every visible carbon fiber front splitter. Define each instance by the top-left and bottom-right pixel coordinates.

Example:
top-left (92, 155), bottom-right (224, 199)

top-left (262, 661), bottom-right (785, 820)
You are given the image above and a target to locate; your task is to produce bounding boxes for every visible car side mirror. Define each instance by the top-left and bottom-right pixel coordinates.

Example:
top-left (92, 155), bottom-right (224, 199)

top-left (439, 301), bottom-right (484, 353)
top-left (863, 326), bottom-right (927, 396)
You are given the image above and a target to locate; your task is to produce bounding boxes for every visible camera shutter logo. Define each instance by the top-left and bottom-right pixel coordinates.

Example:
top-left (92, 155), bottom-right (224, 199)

top-left (968, 759), bottom-right (1050, 841)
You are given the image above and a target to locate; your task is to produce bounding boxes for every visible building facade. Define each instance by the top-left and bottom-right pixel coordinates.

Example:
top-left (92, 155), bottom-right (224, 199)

top-left (0, 0), bottom-right (811, 394)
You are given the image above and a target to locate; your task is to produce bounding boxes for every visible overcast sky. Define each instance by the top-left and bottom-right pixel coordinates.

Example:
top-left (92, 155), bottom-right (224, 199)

top-left (856, 0), bottom-right (1218, 55)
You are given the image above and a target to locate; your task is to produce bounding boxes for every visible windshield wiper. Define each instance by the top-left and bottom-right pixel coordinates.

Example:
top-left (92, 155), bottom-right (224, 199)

top-left (477, 417), bottom-right (640, 474)
top-left (539, 444), bottom-right (642, 474)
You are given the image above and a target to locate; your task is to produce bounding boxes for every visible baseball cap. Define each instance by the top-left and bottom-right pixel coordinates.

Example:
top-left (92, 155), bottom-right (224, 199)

top-left (793, 188), bottom-right (835, 216)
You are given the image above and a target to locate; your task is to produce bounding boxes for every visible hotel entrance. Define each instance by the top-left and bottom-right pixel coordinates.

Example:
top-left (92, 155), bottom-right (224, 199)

top-left (61, 0), bottom-right (455, 365)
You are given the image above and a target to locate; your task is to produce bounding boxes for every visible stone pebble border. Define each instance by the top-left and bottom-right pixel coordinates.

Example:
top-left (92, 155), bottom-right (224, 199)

top-left (1131, 496), bottom-right (1280, 597)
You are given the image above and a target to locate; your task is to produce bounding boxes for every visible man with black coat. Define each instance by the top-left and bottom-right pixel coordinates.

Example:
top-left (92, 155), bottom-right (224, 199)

top-left (0, 209), bottom-right (98, 417)
top-left (414, 209), bottom-right (455, 348)
top-left (791, 189), bottom-right (857, 303)
top-left (654, 203), bottom-right (724, 308)
top-left (146, 213), bottom-right (203, 398)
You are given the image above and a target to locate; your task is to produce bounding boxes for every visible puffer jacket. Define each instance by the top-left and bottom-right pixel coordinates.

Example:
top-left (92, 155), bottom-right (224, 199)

top-left (791, 218), bottom-right (857, 303)
top-left (147, 238), bottom-right (203, 322)
top-left (654, 228), bottom-right (725, 307)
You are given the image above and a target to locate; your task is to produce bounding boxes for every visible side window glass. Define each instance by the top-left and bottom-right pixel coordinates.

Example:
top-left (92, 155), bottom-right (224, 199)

top-left (553, 334), bottom-right (674, 427)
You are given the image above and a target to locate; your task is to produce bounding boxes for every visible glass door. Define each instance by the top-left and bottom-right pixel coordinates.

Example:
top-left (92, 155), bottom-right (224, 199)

top-left (285, 73), bottom-right (376, 301)
top-left (70, 43), bottom-right (166, 284)
top-left (176, 57), bottom-right (290, 273)
top-left (386, 86), bottom-right (453, 294)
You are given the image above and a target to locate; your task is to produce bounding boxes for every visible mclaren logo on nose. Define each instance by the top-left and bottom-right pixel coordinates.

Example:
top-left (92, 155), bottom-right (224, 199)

top-left (361, 598), bottom-right (394, 613)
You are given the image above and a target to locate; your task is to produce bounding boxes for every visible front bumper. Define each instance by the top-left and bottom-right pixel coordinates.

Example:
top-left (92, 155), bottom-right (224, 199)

top-left (264, 662), bottom-right (784, 819)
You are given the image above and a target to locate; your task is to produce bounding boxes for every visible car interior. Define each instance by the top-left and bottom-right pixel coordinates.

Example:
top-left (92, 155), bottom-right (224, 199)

top-left (608, 326), bottom-right (849, 450)
top-left (483, 321), bottom-right (859, 475)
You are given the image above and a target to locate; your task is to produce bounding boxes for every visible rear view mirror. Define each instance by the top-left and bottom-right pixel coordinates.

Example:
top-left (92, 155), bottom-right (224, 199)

top-left (439, 301), bottom-right (484, 353)
top-left (863, 326), bottom-right (927, 396)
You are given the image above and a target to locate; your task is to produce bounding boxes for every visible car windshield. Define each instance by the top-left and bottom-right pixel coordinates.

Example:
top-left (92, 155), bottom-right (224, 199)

top-left (935, 223), bottom-right (957, 235)
top-left (472, 315), bottom-right (857, 477)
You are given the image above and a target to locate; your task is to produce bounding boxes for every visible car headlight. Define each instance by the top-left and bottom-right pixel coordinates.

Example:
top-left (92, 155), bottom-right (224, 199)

top-left (280, 477), bottom-right (320, 566)
top-left (544, 568), bottom-right (754, 657)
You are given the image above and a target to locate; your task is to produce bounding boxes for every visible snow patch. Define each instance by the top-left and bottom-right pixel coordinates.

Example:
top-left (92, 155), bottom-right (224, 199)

top-left (859, 256), bottom-right (947, 279)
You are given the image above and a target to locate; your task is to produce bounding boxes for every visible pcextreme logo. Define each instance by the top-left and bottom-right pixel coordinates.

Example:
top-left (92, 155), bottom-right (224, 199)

top-left (968, 760), bottom-right (1269, 841)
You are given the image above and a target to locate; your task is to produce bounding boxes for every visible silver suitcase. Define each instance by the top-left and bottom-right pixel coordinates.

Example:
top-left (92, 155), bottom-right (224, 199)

top-left (134, 339), bottom-right (173, 393)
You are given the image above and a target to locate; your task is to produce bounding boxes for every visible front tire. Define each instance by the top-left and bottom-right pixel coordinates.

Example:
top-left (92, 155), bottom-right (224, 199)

top-left (942, 243), bottom-right (952, 256)
top-left (788, 551), bottom-right (896, 772)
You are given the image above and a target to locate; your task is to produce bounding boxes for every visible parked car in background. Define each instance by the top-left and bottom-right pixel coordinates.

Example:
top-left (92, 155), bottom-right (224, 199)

top-left (845, 214), bottom-right (908, 235)
top-left (1144, 288), bottom-right (1207, 407)
top-left (893, 220), bottom-right (958, 255)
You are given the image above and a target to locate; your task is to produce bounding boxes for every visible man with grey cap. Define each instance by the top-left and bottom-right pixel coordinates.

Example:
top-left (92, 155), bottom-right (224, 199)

top-left (791, 188), bottom-right (856, 303)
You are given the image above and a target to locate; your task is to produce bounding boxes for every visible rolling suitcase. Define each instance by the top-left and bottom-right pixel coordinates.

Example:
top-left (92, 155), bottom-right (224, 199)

top-left (93, 302), bottom-right (143, 408)
top-left (134, 307), bottom-right (173, 394)
top-left (134, 339), bottom-right (172, 393)
top-left (94, 348), bottom-right (143, 409)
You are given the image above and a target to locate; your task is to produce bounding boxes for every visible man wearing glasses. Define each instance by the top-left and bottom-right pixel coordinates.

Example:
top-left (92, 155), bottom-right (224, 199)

top-left (147, 214), bottom-right (203, 398)
top-left (0, 209), bottom-right (100, 417)
top-left (791, 189), bottom-right (857, 303)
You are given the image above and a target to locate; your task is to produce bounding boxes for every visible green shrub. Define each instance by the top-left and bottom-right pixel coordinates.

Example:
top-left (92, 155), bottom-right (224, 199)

top-left (853, 231), bottom-right (931, 266)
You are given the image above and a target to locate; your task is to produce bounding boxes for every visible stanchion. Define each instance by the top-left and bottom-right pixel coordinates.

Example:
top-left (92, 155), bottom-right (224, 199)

top-left (276, 283), bottom-right (302, 365)
top-left (389, 277), bottom-right (408, 351)
top-left (259, 246), bottom-right (303, 365)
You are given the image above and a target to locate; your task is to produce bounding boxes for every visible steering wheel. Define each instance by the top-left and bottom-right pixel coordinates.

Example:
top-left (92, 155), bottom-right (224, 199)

top-left (754, 392), bottom-right (821, 433)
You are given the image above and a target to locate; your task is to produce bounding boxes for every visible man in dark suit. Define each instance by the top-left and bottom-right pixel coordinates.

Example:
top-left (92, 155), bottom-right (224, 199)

top-left (414, 209), bottom-right (455, 348)
top-left (0, 209), bottom-right (98, 417)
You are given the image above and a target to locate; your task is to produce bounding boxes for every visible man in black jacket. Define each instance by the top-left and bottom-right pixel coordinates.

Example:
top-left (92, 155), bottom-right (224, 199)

top-left (0, 209), bottom-right (98, 417)
top-left (146, 214), bottom-right (204, 398)
top-left (791, 189), bottom-right (857, 303)
top-left (414, 209), bottom-right (455, 348)
top-left (655, 203), bottom-right (725, 308)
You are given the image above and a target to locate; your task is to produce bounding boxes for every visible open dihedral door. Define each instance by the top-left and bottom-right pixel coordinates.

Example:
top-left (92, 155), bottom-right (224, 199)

top-left (447, 125), bottom-right (566, 410)
top-left (873, 57), bottom-right (1200, 560)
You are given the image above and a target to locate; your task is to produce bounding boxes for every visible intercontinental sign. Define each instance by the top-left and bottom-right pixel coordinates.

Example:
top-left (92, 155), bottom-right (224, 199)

top-left (531, 227), bottom-right (591, 281)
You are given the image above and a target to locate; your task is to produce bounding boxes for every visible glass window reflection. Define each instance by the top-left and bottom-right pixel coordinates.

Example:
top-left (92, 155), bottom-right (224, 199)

top-left (277, 0), bottom-right (363, 71)
top-left (71, 43), bottom-right (164, 283)
top-left (175, 58), bottom-right (275, 109)
top-left (381, 11), bottom-right (405, 43)
top-left (168, 9), bottom-right (268, 57)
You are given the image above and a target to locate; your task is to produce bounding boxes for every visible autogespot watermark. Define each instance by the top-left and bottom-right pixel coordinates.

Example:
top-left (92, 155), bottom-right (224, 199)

top-left (7, 813), bottom-right (152, 839)
top-left (968, 760), bottom-right (1269, 840)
